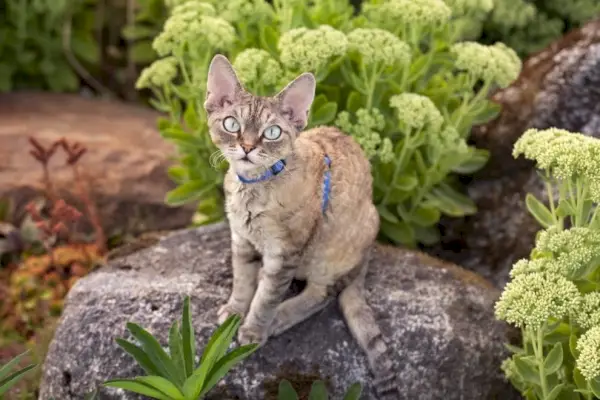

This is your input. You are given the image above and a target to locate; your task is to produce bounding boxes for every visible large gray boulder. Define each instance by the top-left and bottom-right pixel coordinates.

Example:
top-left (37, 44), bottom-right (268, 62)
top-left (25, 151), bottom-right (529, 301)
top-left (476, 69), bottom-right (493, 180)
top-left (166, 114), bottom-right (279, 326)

top-left (428, 18), bottom-right (600, 287)
top-left (39, 223), bottom-right (518, 400)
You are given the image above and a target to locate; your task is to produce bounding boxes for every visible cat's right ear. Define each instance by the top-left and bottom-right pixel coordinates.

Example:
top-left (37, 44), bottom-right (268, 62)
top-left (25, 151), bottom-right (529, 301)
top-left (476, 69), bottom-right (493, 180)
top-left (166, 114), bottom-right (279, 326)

top-left (204, 54), bottom-right (242, 114)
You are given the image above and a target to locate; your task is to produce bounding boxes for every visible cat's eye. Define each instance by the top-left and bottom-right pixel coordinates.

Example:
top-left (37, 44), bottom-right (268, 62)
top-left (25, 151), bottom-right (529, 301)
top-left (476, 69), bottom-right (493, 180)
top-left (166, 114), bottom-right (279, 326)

top-left (223, 116), bottom-right (241, 133)
top-left (263, 125), bottom-right (282, 140)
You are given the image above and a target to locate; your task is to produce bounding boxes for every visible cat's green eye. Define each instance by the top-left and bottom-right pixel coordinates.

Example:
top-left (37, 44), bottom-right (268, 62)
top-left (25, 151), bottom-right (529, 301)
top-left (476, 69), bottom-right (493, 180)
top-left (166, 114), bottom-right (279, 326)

top-left (223, 116), bottom-right (241, 133)
top-left (263, 125), bottom-right (282, 140)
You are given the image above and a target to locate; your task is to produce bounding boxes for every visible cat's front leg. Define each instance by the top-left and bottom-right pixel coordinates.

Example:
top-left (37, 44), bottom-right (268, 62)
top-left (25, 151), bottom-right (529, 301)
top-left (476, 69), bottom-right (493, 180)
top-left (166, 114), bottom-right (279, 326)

top-left (238, 253), bottom-right (295, 346)
top-left (218, 233), bottom-right (261, 324)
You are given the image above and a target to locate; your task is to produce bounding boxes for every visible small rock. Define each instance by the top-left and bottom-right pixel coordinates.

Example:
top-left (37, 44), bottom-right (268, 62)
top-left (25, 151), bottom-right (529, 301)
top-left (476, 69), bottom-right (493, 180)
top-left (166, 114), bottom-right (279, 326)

top-left (428, 18), bottom-right (600, 287)
top-left (0, 92), bottom-right (195, 238)
top-left (39, 223), bottom-right (518, 400)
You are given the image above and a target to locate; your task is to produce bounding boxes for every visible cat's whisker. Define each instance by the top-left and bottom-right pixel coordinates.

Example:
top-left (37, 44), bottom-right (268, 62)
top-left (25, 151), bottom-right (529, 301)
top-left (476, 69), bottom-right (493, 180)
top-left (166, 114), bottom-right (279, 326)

top-left (209, 150), bottom-right (227, 169)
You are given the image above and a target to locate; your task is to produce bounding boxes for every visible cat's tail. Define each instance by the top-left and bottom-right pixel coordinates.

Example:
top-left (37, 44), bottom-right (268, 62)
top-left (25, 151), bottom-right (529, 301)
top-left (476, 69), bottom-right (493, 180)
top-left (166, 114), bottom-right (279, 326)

top-left (338, 276), bottom-right (400, 399)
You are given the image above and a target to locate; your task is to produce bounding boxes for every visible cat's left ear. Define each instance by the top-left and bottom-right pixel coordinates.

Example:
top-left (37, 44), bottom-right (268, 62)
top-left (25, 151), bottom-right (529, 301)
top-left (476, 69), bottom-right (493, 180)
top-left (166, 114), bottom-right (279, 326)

top-left (275, 72), bottom-right (316, 130)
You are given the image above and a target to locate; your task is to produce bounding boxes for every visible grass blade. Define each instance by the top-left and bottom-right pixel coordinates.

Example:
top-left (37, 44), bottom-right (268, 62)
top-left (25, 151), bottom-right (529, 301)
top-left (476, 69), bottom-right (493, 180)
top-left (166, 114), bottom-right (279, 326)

top-left (104, 379), bottom-right (172, 400)
top-left (168, 321), bottom-right (186, 384)
top-left (135, 376), bottom-right (185, 400)
top-left (0, 350), bottom-right (30, 381)
top-left (198, 343), bottom-right (259, 397)
top-left (115, 338), bottom-right (161, 376)
top-left (126, 323), bottom-right (181, 385)
top-left (0, 364), bottom-right (37, 396)
top-left (181, 296), bottom-right (196, 377)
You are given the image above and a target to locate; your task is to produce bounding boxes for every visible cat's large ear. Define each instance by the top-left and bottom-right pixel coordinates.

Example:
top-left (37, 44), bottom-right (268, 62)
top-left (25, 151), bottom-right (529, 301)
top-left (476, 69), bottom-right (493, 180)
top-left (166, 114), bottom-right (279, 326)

top-left (275, 72), bottom-right (316, 130)
top-left (204, 54), bottom-right (242, 114)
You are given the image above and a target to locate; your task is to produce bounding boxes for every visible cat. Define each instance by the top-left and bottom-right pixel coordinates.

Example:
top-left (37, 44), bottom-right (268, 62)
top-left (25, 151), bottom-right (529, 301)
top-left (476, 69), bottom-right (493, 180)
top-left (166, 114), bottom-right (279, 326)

top-left (204, 54), bottom-right (399, 399)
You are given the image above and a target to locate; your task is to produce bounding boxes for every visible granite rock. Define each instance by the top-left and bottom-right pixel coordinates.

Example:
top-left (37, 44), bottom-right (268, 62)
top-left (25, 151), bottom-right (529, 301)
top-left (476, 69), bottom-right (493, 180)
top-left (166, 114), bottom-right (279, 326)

top-left (39, 223), bottom-right (518, 400)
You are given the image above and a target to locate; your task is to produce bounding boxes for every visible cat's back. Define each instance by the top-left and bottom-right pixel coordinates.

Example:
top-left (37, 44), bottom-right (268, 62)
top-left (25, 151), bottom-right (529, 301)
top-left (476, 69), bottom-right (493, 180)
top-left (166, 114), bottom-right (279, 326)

top-left (297, 126), bottom-right (373, 192)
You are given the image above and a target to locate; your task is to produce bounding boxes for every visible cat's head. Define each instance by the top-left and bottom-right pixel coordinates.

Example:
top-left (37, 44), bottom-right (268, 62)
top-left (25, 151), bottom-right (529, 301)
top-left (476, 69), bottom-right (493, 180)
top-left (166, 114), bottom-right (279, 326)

top-left (203, 54), bottom-right (316, 175)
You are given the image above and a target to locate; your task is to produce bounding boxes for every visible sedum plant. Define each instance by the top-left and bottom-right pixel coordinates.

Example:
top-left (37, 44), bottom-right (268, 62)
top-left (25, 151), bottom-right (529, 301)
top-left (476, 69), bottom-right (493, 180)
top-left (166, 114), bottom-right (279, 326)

top-left (137, 0), bottom-right (521, 247)
top-left (104, 296), bottom-right (258, 399)
top-left (496, 128), bottom-right (600, 400)
top-left (277, 379), bottom-right (362, 400)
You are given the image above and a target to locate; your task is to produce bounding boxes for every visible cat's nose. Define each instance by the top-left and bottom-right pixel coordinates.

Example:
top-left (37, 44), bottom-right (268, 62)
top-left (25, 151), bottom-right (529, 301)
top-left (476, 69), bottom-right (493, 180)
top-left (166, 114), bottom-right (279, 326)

top-left (240, 143), bottom-right (255, 153)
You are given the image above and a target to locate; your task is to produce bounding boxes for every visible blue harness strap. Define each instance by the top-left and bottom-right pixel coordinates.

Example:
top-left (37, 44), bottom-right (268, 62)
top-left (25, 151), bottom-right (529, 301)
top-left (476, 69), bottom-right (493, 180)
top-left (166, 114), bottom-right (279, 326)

top-left (236, 155), bottom-right (332, 214)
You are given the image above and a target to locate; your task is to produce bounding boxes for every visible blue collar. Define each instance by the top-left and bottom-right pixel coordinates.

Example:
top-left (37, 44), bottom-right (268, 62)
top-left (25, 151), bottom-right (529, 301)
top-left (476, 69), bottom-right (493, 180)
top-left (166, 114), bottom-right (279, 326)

top-left (237, 155), bottom-right (332, 214)
top-left (236, 159), bottom-right (287, 184)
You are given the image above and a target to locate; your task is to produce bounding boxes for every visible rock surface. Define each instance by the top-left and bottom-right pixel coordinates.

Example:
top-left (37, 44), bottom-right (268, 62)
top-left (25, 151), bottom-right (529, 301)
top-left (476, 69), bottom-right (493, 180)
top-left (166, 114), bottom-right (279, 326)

top-left (428, 18), bottom-right (600, 287)
top-left (0, 92), bottom-right (195, 237)
top-left (39, 223), bottom-right (518, 400)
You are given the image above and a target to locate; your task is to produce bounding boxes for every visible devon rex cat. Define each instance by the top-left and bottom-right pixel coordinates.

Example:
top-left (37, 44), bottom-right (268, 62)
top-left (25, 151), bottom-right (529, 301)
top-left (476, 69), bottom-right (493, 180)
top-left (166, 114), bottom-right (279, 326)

top-left (204, 54), bottom-right (398, 398)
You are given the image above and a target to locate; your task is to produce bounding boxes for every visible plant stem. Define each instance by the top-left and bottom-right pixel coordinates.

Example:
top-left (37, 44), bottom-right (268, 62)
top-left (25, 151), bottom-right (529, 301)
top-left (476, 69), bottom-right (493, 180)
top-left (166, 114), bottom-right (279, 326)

top-left (531, 325), bottom-right (549, 399)
top-left (381, 133), bottom-right (412, 205)
top-left (545, 180), bottom-right (557, 225)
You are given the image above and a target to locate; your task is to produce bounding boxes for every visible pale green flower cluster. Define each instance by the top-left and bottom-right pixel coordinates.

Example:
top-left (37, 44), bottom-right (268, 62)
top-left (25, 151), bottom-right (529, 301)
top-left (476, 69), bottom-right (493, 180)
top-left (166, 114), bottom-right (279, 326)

top-left (363, 0), bottom-right (451, 28)
top-left (346, 28), bottom-right (411, 67)
top-left (451, 41), bottom-right (522, 88)
top-left (494, 272), bottom-right (581, 328)
top-left (278, 25), bottom-right (348, 72)
top-left (576, 293), bottom-right (600, 330)
top-left (577, 326), bottom-right (600, 381)
top-left (135, 57), bottom-right (178, 89)
top-left (164, 0), bottom-right (195, 8)
top-left (509, 257), bottom-right (560, 278)
top-left (535, 227), bottom-right (600, 278)
top-left (489, 0), bottom-right (536, 29)
top-left (513, 128), bottom-right (600, 201)
top-left (389, 93), bottom-right (443, 133)
top-left (152, 2), bottom-right (235, 56)
top-left (215, 0), bottom-right (273, 24)
top-left (335, 108), bottom-right (393, 162)
top-left (233, 49), bottom-right (283, 89)
top-left (444, 0), bottom-right (493, 15)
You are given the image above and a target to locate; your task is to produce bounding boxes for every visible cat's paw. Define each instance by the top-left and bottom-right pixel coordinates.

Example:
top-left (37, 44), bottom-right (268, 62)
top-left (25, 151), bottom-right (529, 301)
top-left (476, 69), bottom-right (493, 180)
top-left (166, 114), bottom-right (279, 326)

top-left (237, 322), bottom-right (268, 347)
top-left (217, 303), bottom-right (246, 325)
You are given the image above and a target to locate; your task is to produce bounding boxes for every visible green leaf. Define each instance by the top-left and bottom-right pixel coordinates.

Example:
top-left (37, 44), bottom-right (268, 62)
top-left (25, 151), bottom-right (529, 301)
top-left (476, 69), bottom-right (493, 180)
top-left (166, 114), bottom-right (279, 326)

top-left (573, 367), bottom-right (587, 389)
top-left (311, 102), bottom-right (337, 126)
top-left (278, 380), bottom-right (299, 400)
top-left (259, 25), bottom-right (279, 56)
top-left (167, 166), bottom-right (187, 184)
top-left (346, 91), bottom-right (363, 113)
top-left (504, 344), bottom-right (525, 355)
top-left (308, 381), bottom-right (328, 400)
top-left (115, 339), bottom-right (161, 376)
top-left (0, 350), bottom-right (30, 381)
top-left (103, 379), bottom-right (171, 400)
top-left (135, 376), bottom-right (185, 399)
top-left (393, 173), bottom-right (418, 191)
top-left (181, 296), bottom-right (196, 378)
top-left (168, 321), bottom-right (185, 383)
top-left (590, 377), bottom-right (600, 398)
top-left (410, 205), bottom-right (441, 227)
top-left (413, 225), bottom-right (440, 246)
top-left (125, 323), bottom-right (180, 384)
top-left (198, 343), bottom-right (259, 397)
top-left (311, 94), bottom-right (328, 111)
top-left (544, 342), bottom-right (563, 375)
top-left (160, 127), bottom-right (203, 148)
top-left (183, 103), bottom-right (200, 130)
top-left (130, 41), bottom-right (157, 64)
top-left (425, 182), bottom-right (477, 217)
top-left (569, 333), bottom-right (579, 359)
top-left (184, 315), bottom-right (241, 398)
top-left (546, 383), bottom-right (565, 400)
top-left (0, 364), bottom-right (36, 396)
top-left (165, 181), bottom-right (215, 207)
top-left (525, 193), bottom-right (555, 228)
top-left (451, 148), bottom-right (490, 174)
top-left (71, 34), bottom-right (100, 64)
top-left (472, 101), bottom-right (501, 125)
top-left (556, 200), bottom-right (576, 218)
top-left (343, 382), bottom-right (362, 400)
top-left (380, 220), bottom-right (415, 246)
top-left (376, 204), bottom-right (399, 224)
top-left (513, 356), bottom-right (540, 385)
